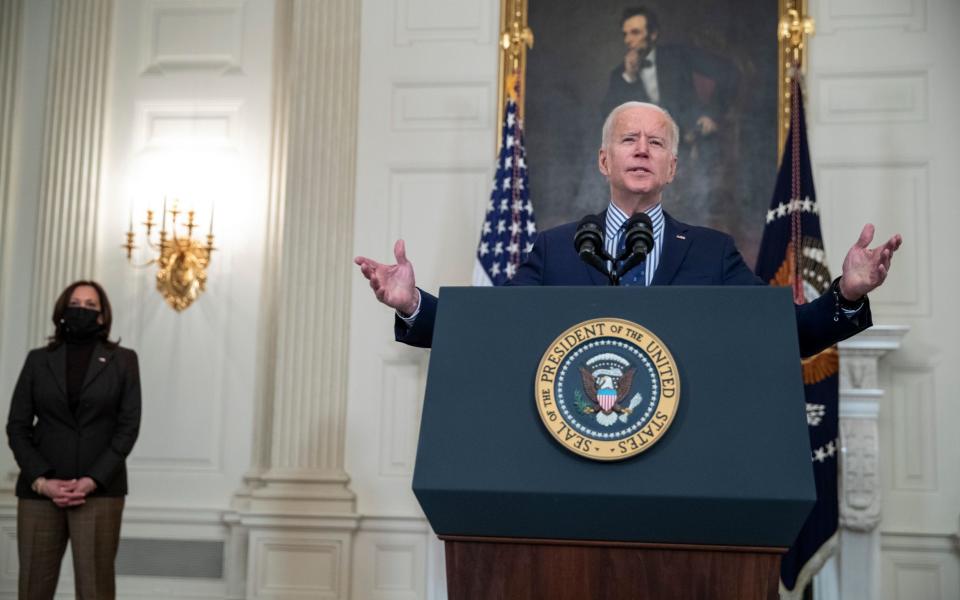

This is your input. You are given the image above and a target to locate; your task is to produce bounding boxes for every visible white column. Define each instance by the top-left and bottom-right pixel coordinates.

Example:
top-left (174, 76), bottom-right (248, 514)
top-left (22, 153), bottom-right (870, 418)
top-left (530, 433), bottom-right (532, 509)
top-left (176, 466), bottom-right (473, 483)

top-left (0, 0), bottom-right (23, 289)
top-left (232, 1), bottom-right (361, 598)
top-left (27, 0), bottom-right (112, 344)
top-left (814, 325), bottom-right (909, 600)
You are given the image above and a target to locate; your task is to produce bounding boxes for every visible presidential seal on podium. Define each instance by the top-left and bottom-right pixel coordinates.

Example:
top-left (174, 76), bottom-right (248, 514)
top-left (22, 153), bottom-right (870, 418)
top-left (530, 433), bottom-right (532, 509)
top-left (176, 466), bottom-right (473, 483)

top-left (535, 318), bottom-right (680, 460)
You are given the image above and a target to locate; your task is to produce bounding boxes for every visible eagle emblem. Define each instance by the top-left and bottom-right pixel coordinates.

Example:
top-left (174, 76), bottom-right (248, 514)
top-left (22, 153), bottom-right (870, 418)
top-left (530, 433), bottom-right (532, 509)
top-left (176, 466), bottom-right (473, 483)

top-left (536, 318), bottom-right (681, 460)
top-left (577, 353), bottom-right (644, 427)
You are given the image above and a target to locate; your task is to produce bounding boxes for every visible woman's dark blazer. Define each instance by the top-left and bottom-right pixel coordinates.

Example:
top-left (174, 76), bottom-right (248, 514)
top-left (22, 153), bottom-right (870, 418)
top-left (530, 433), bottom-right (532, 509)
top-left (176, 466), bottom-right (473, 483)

top-left (6, 342), bottom-right (141, 498)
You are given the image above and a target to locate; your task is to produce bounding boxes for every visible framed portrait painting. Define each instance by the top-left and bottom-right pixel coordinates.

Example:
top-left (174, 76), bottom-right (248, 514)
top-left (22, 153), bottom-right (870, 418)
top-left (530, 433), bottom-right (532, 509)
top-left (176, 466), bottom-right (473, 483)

top-left (508, 0), bottom-right (791, 267)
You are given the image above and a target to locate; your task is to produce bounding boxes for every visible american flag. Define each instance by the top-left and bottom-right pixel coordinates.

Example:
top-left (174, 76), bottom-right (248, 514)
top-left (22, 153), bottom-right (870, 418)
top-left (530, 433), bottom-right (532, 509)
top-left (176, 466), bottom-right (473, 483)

top-left (755, 75), bottom-right (840, 597)
top-left (473, 98), bottom-right (537, 286)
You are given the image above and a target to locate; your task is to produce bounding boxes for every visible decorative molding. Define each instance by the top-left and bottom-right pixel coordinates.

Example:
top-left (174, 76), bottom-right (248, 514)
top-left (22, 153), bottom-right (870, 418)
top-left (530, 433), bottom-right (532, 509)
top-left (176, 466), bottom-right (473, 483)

top-left (134, 101), bottom-right (242, 150)
top-left (23, 577), bottom-right (226, 600)
top-left (816, 0), bottom-right (926, 33)
top-left (28, 0), bottom-right (113, 345)
top-left (394, 0), bottom-right (493, 45)
top-left (817, 71), bottom-right (928, 124)
top-left (122, 505), bottom-right (229, 528)
top-left (890, 367), bottom-right (938, 491)
top-left (111, 578), bottom-right (226, 599)
top-left (237, 513), bottom-right (360, 531)
top-left (140, 0), bottom-right (245, 76)
top-left (833, 326), bottom-right (908, 600)
top-left (881, 531), bottom-right (960, 552)
top-left (247, 530), bottom-right (350, 600)
top-left (385, 166), bottom-right (489, 285)
top-left (245, 474), bottom-right (358, 516)
top-left (0, 520), bottom-right (15, 582)
top-left (391, 82), bottom-right (492, 130)
top-left (838, 325), bottom-right (910, 389)
top-left (841, 355), bottom-right (879, 391)
top-left (256, 542), bottom-right (338, 595)
top-left (838, 393), bottom-right (881, 531)
top-left (352, 519), bottom-right (431, 600)
top-left (836, 325), bottom-right (910, 352)
top-left (223, 515), bottom-right (248, 600)
top-left (836, 326), bottom-right (908, 534)
top-left (124, 313), bottom-right (228, 474)
top-left (817, 163), bottom-right (930, 317)
top-left (379, 359), bottom-right (427, 477)
top-left (357, 515), bottom-right (431, 534)
top-left (887, 559), bottom-right (944, 599)
top-left (128, 452), bottom-right (220, 472)
top-left (425, 532), bottom-right (447, 598)
top-left (373, 543), bottom-right (419, 595)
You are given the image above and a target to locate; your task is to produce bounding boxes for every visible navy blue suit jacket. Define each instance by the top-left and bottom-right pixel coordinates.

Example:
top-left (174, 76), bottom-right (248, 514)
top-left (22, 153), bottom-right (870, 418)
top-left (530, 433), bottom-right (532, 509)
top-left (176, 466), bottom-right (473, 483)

top-left (396, 212), bottom-right (871, 357)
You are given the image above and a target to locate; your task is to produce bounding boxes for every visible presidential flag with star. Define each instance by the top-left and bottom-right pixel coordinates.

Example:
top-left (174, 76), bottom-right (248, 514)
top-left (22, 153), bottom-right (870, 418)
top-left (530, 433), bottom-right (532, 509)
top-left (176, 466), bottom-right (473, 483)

top-left (756, 75), bottom-right (841, 598)
top-left (473, 96), bottom-right (537, 286)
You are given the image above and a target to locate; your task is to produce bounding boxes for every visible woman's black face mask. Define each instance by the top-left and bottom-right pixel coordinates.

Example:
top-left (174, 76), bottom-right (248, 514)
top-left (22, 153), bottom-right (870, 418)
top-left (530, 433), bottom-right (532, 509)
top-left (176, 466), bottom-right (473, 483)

top-left (60, 306), bottom-right (102, 341)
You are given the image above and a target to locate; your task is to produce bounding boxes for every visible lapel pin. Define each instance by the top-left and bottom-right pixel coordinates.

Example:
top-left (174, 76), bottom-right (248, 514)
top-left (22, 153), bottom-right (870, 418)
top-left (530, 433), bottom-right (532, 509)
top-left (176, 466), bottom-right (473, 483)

top-left (676, 234), bottom-right (686, 240)
top-left (98, 357), bottom-right (107, 363)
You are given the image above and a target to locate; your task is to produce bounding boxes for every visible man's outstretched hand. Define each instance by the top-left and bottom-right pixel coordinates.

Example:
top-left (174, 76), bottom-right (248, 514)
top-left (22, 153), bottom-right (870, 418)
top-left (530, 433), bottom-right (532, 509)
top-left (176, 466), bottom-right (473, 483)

top-left (839, 224), bottom-right (903, 301)
top-left (355, 240), bottom-right (420, 316)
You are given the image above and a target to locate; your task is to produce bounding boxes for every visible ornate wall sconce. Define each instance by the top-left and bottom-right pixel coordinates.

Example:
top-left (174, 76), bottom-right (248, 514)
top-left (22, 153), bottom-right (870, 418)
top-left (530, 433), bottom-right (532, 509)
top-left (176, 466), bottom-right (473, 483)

top-left (123, 199), bottom-right (216, 311)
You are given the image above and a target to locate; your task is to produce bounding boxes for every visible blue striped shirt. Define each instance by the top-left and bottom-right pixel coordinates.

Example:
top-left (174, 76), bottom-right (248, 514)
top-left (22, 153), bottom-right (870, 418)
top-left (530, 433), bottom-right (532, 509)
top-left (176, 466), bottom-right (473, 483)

top-left (604, 202), bottom-right (665, 286)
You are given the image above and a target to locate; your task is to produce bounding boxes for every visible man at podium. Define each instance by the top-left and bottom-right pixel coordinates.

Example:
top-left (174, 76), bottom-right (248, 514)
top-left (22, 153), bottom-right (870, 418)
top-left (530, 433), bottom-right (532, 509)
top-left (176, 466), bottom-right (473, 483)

top-left (355, 102), bottom-right (901, 356)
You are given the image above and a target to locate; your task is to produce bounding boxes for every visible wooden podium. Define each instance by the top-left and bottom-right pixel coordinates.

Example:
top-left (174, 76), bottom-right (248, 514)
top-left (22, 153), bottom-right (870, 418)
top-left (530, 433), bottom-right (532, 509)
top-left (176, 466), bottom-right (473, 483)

top-left (443, 537), bottom-right (781, 599)
top-left (413, 287), bottom-right (813, 600)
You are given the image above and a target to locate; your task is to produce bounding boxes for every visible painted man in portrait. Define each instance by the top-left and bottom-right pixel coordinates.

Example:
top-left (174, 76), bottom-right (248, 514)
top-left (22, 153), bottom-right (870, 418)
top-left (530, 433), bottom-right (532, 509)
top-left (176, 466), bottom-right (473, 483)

top-left (600, 6), bottom-right (739, 226)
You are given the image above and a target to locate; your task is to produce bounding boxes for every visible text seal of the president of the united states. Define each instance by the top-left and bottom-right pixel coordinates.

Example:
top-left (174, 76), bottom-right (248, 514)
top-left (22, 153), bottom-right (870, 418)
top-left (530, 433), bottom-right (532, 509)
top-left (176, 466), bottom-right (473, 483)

top-left (535, 318), bottom-right (680, 461)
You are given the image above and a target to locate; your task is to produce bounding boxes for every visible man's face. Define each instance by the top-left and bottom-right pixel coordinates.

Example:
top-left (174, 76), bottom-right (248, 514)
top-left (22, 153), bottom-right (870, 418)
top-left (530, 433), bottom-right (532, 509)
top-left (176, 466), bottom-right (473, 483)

top-left (622, 15), bottom-right (657, 53)
top-left (598, 106), bottom-right (677, 204)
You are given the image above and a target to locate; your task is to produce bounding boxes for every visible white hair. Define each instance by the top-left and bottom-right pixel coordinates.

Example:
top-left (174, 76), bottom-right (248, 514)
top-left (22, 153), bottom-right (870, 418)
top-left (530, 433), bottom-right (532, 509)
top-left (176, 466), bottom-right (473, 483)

top-left (601, 101), bottom-right (679, 155)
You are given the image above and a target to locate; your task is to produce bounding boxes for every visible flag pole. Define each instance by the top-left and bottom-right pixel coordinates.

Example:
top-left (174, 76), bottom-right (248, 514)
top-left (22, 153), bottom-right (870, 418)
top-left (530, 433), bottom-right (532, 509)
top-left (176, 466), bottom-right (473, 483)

top-left (777, 0), bottom-right (814, 164)
top-left (496, 0), bottom-right (533, 153)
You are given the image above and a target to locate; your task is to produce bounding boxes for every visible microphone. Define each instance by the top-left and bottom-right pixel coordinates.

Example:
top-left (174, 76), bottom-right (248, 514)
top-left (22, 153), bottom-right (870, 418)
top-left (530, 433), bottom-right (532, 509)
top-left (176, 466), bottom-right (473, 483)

top-left (617, 212), bottom-right (654, 278)
top-left (574, 215), bottom-right (611, 282)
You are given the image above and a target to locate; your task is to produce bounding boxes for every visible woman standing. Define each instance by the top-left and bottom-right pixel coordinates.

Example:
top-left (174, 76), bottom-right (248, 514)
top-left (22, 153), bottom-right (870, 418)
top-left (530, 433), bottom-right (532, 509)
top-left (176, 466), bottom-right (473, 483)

top-left (6, 281), bottom-right (141, 599)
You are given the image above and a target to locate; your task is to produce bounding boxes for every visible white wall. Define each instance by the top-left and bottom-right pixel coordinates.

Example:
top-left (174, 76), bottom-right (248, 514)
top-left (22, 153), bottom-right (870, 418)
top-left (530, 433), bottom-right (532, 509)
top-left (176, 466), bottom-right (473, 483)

top-left (808, 0), bottom-right (960, 598)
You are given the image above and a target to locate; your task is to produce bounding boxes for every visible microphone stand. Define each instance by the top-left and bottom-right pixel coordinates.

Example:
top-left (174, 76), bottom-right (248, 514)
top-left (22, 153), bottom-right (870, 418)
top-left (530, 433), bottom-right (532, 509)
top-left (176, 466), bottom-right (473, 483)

top-left (574, 214), bottom-right (652, 286)
top-left (578, 246), bottom-right (652, 286)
